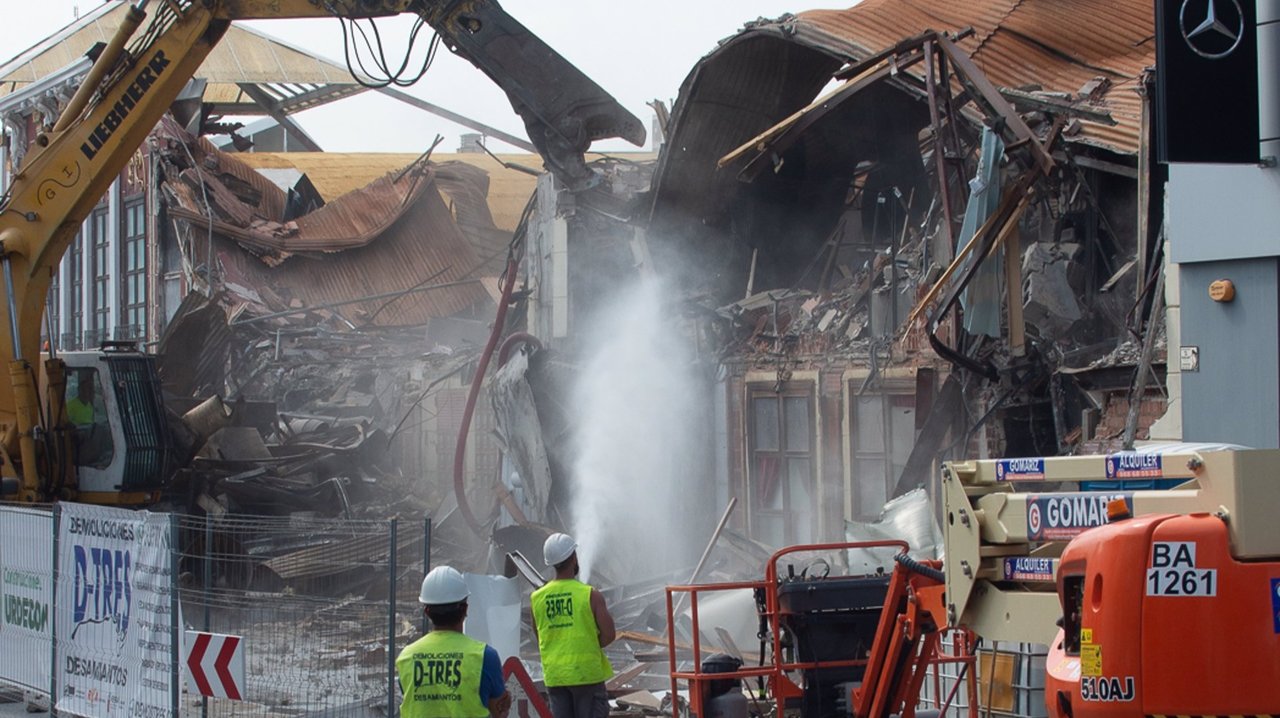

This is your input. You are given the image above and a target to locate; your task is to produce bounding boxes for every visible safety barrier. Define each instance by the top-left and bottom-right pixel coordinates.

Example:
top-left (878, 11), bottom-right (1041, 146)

top-left (0, 504), bottom-right (430, 717)
top-left (0, 502), bottom-right (179, 717)
top-left (174, 513), bottom-right (429, 717)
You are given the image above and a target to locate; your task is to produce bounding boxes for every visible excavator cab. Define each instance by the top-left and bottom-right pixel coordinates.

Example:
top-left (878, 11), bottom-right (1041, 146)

top-left (47, 346), bottom-right (173, 504)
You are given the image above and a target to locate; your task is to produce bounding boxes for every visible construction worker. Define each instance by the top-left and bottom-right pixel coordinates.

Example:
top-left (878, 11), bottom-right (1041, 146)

top-left (531, 533), bottom-right (616, 718)
top-left (66, 371), bottom-right (96, 426)
top-left (67, 370), bottom-right (113, 468)
top-left (397, 566), bottom-right (512, 718)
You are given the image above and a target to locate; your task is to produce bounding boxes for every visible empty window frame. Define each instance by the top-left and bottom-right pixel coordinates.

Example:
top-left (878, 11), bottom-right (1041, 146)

top-left (119, 197), bottom-right (146, 341)
top-left (849, 387), bottom-right (919, 520)
top-left (747, 383), bottom-right (816, 547)
top-left (89, 205), bottom-right (110, 347)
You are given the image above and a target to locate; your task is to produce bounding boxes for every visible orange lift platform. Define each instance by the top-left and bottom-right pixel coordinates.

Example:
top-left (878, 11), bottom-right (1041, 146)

top-left (666, 540), bottom-right (977, 718)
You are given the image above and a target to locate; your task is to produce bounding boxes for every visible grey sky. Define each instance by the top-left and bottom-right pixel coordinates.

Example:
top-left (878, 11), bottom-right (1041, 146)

top-left (1, 1), bottom-right (839, 154)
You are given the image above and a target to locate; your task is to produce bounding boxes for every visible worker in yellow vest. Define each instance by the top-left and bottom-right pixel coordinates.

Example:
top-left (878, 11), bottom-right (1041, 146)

top-left (531, 533), bottom-right (616, 718)
top-left (397, 566), bottom-right (513, 718)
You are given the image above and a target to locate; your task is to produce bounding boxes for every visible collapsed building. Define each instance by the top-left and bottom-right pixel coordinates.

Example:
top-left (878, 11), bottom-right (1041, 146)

top-left (0, 1), bottom-right (558, 537)
top-left (0, 0), bottom-right (1193, 708)
top-left (502, 0), bottom-right (1173, 553)
top-left (147, 118), bottom-right (546, 536)
top-left (0, 0), bottom-right (1174, 569)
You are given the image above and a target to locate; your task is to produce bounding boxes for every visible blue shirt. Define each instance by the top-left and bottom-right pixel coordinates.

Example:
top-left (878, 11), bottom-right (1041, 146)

top-left (479, 645), bottom-right (505, 706)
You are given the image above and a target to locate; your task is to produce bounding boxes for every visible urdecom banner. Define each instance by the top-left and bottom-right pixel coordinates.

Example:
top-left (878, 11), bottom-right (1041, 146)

top-left (56, 503), bottom-right (175, 718)
top-left (0, 506), bottom-right (54, 692)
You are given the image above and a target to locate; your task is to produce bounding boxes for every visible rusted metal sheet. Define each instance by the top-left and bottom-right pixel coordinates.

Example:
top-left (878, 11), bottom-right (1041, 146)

top-left (231, 152), bottom-right (535, 274)
top-left (210, 178), bottom-right (492, 326)
top-left (433, 161), bottom-right (517, 275)
top-left (156, 292), bottom-right (231, 396)
top-left (796, 0), bottom-right (1150, 154)
top-left (159, 123), bottom-right (492, 326)
top-left (192, 134), bottom-right (289, 221)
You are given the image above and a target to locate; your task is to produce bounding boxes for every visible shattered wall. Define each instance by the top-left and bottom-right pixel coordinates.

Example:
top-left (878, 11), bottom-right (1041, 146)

top-left (640, 0), bottom-right (1169, 545)
top-left (150, 118), bottom-right (513, 524)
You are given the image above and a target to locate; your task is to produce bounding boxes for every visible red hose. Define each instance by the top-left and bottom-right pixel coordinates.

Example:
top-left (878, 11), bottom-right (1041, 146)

top-left (454, 257), bottom-right (519, 537)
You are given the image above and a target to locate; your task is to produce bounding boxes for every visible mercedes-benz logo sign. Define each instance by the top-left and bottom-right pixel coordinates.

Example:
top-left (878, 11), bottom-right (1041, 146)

top-left (1180, 0), bottom-right (1245, 59)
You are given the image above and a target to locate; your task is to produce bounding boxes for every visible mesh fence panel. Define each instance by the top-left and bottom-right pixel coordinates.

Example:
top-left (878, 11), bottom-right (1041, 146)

top-left (0, 506), bottom-right (55, 695)
top-left (175, 514), bottom-right (428, 717)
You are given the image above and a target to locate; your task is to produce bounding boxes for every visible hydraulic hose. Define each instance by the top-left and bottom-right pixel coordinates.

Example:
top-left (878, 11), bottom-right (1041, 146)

top-left (453, 256), bottom-right (519, 537)
top-left (453, 191), bottom-right (536, 537)
top-left (895, 552), bottom-right (945, 583)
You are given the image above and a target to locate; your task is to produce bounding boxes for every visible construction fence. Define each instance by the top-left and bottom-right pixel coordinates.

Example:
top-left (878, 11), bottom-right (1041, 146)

top-left (0, 503), bottom-right (429, 717)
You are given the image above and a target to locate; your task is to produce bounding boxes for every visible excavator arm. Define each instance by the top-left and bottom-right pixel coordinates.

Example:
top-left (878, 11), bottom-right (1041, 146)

top-left (0, 0), bottom-right (643, 502)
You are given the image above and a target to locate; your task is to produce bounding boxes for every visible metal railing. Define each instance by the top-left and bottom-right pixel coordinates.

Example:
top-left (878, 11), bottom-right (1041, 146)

top-left (666, 541), bottom-right (979, 718)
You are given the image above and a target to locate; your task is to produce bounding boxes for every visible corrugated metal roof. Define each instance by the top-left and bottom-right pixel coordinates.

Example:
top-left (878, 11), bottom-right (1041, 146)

top-left (650, 0), bottom-right (1152, 236)
top-left (211, 170), bottom-right (493, 327)
top-left (230, 151), bottom-right (545, 275)
top-left (795, 0), bottom-right (1152, 153)
top-left (233, 152), bottom-right (543, 231)
top-left (158, 124), bottom-right (492, 326)
top-left (0, 2), bottom-right (366, 111)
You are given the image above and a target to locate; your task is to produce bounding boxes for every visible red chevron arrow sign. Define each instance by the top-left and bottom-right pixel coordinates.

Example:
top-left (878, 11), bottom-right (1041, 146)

top-left (502, 657), bottom-right (551, 718)
top-left (184, 631), bottom-right (245, 700)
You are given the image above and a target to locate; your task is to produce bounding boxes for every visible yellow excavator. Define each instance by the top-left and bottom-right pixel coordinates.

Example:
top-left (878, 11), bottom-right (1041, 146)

top-left (0, 0), bottom-right (644, 505)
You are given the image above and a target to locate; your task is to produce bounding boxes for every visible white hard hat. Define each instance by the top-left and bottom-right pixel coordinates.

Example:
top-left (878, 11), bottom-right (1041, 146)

top-left (543, 532), bottom-right (578, 567)
top-left (419, 566), bottom-right (469, 605)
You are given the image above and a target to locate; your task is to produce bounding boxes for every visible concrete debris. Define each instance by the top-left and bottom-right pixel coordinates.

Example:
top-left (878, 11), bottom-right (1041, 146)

top-left (1021, 242), bottom-right (1083, 339)
top-left (490, 350), bottom-right (554, 524)
top-left (615, 691), bottom-right (664, 714)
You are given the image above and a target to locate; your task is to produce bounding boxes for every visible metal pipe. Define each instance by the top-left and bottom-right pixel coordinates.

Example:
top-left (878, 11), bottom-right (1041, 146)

top-left (52, 4), bottom-right (146, 133)
top-left (666, 589), bottom-right (678, 718)
top-left (982, 641), bottom-right (999, 718)
top-left (670, 497), bottom-right (736, 618)
top-left (229, 278), bottom-right (481, 326)
top-left (422, 516), bottom-right (432, 634)
top-left (169, 514), bottom-right (181, 718)
top-left (1122, 263), bottom-right (1165, 449)
top-left (202, 514), bottom-right (211, 718)
top-left (49, 504), bottom-right (61, 704)
top-left (388, 518), bottom-right (399, 718)
top-left (939, 659), bottom-right (972, 717)
top-left (3, 255), bottom-right (20, 361)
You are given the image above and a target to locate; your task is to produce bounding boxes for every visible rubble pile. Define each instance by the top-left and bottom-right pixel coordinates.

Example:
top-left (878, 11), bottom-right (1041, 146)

top-left (653, 23), bottom-right (1170, 459)
top-left (159, 305), bottom-right (481, 521)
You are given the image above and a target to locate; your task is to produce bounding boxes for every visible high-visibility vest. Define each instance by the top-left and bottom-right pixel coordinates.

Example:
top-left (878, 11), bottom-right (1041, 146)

top-left (396, 629), bottom-right (489, 718)
top-left (531, 579), bottom-right (613, 687)
top-left (67, 397), bottom-right (94, 425)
